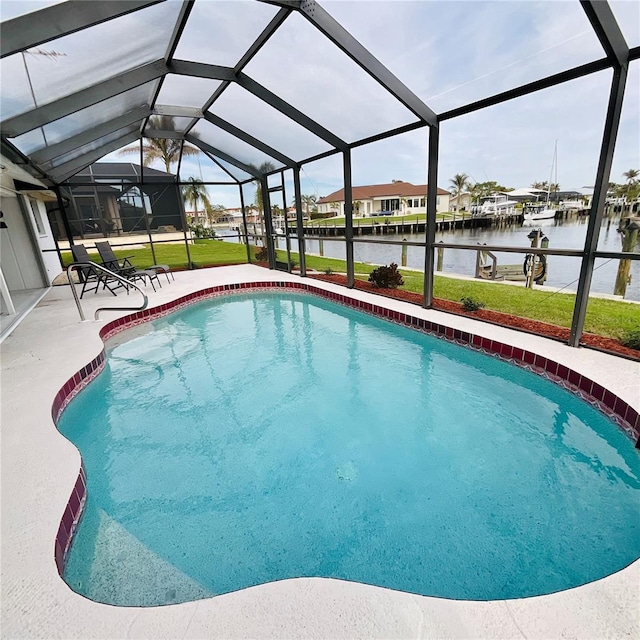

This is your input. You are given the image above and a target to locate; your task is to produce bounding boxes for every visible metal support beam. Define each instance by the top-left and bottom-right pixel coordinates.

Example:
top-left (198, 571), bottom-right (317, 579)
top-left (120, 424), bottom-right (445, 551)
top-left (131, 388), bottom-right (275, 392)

top-left (1, 60), bottom-right (166, 137)
top-left (141, 0), bottom-right (195, 135)
top-left (580, 0), bottom-right (629, 66)
top-left (49, 131), bottom-right (140, 183)
top-left (31, 107), bottom-right (151, 164)
top-left (143, 129), bottom-right (185, 139)
top-left (296, 0), bottom-right (437, 126)
top-left (343, 150), bottom-right (355, 288)
top-left (176, 184), bottom-right (194, 268)
top-left (154, 105), bottom-right (203, 118)
top-left (182, 7), bottom-right (292, 137)
top-left (169, 59), bottom-right (235, 81)
top-left (281, 171), bottom-right (293, 271)
top-left (438, 58), bottom-right (611, 122)
top-left (236, 72), bottom-right (348, 151)
top-left (54, 186), bottom-right (75, 247)
top-left (204, 112), bottom-right (295, 167)
top-left (164, 1), bottom-right (195, 63)
top-left (258, 0), bottom-right (301, 8)
top-left (570, 64), bottom-right (627, 347)
top-left (1, 0), bottom-right (164, 59)
top-left (239, 184), bottom-right (252, 264)
top-left (351, 121), bottom-right (427, 150)
top-left (262, 176), bottom-right (277, 269)
top-left (202, 150), bottom-right (241, 183)
top-left (184, 134), bottom-right (261, 178)
top-left (176, 140), bottom-right (185, 179)
top-left (423, 126), bottom-right (438, 308)
top-left (293, 166), bottom-right (306, 277)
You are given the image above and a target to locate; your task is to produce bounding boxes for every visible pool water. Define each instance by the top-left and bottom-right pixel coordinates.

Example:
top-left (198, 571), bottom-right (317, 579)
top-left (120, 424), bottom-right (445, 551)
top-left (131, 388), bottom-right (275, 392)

top-left (59, 293), bottom-right (640, 606)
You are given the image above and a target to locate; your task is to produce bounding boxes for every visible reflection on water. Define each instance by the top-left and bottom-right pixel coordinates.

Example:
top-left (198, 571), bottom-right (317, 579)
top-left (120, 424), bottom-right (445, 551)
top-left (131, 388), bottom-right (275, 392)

top-left (223, 217), bottom-right (640, 301)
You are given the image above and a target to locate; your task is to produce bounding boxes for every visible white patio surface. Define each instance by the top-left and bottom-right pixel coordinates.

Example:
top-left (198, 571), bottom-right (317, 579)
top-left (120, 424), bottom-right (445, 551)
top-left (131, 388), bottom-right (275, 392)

top-left (1, 264), bottom-right (638, 639)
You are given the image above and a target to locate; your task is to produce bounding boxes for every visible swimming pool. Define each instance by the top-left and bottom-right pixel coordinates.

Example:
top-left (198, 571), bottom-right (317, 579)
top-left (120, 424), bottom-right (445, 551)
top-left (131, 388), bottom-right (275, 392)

top-left (57, 290), bottom-right (640, 606)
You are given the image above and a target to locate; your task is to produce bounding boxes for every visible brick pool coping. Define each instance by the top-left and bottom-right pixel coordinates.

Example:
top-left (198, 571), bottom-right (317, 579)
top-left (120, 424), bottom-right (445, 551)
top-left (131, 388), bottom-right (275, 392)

top-left (50, 280), bottom-right (640, 577)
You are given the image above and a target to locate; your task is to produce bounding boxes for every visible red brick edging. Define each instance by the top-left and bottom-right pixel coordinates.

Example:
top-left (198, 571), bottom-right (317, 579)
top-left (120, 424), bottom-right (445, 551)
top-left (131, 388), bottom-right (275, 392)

top-left (51, 281), bottom-right (640, 575)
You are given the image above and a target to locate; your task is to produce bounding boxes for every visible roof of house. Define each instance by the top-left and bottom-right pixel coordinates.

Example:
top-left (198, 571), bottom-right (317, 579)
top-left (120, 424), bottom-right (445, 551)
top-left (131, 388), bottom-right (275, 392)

top-left (317, 181), bottom-right (449, 204)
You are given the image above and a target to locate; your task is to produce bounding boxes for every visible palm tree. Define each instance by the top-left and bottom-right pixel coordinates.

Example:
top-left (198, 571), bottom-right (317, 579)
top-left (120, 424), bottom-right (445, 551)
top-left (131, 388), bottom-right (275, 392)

top-left (182, 177), bottom-right (211, 223)
top-left (119, 116), bottom-right (200, 173)
top-left (623, 169), bottom-right (639, 202)
top-left (300, 194), bottom-right (317, 216)
top-left (449, 173), bottom-right (469, 212)
top-left (531, 181), bottom-right (549, 191)
top-left (250, 161), bottom-right (277, 213)
top-left (205, 202), bottom-right (227, 226)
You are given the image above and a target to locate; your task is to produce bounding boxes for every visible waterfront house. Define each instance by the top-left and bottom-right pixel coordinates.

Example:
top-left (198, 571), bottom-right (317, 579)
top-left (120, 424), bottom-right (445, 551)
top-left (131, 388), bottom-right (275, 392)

top-left (317, 181), bottom-right (451, 217)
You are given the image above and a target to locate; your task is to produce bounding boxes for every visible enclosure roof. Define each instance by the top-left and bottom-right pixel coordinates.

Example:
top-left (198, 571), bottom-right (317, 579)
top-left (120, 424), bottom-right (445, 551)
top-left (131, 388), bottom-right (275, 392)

top-left (0, 0), bottom-right (635, 185)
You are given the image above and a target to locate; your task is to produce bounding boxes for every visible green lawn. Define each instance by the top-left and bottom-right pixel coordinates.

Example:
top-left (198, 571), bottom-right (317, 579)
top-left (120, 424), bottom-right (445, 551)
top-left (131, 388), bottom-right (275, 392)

top-left (61, 239), bottom-right (250, 270)
top-left (61, 241), bottom-right (636, 340)
top-left (276, 250), bottom-right (637, 340)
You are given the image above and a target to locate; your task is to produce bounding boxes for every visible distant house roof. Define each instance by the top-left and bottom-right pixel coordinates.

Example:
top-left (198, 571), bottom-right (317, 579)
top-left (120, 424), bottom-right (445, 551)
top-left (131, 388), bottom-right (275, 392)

top-left (317, 181), bottom-right (449, 204)
top-left (507, 188), bottom-right (546, 198)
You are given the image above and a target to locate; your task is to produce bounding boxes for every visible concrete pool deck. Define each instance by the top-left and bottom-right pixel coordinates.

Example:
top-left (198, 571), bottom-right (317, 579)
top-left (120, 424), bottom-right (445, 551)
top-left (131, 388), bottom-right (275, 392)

top-left (1, 264), bottom-right (638, 639)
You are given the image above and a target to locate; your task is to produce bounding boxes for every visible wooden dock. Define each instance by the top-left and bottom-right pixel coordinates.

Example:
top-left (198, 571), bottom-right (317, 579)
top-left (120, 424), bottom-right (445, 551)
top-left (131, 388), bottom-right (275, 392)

top-left (298, 214), bottom-right (523, 237)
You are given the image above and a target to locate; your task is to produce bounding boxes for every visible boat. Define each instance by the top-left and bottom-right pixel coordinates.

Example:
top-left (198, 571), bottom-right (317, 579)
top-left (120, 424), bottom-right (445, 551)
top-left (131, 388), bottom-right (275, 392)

top-left (523, 203), bottom-right (556, 221)
top-left (471, 194), bottom-right (518, 217)
top-left (524, 141), bottom-right (559, 222)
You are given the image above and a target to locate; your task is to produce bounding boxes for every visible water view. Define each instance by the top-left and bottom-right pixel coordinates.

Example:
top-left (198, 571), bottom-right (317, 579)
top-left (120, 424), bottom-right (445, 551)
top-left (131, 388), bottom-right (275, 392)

top-left (258, 216), bottom-right (640, 302)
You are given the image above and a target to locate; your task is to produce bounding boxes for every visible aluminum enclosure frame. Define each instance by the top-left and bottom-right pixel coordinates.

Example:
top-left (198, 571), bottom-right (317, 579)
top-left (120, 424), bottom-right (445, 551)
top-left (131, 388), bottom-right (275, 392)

top-left (1, 0), bottom-right (637, 350)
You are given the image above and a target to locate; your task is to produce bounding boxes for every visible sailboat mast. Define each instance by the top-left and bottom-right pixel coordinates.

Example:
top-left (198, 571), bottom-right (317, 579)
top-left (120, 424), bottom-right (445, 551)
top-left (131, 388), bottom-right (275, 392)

top-left (547, 140), bottom-right (557, 204)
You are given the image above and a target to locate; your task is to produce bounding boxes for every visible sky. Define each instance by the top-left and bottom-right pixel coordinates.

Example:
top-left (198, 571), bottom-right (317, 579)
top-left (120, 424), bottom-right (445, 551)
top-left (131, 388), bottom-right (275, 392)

top-left (2, 0), bottom-right (637, 208)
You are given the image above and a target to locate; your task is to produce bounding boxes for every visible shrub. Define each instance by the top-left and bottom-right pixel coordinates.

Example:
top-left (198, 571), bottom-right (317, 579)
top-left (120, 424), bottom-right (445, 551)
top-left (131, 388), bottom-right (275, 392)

top-left (368, 263), bottom-right (404, 289)
top-left (188, 223), bottom-right (216, 239)
top-left (324, 267), bottom-right (333, 275)
top-left (461, 296), bottom-right (485, 312)
top-left (621, 329), bottom-right (640, 350)
top-left (255, 246), bottom-right (269, 262)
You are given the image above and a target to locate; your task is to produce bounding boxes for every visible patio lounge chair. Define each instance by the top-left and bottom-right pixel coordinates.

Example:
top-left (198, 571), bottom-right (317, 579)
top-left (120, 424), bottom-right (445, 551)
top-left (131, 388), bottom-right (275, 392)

top-left (95, 241), bottom-right (161, 292)
top-left (70, 244), bottom-right (120, 298)
top-left (95, 241), bottom-right (173, 284)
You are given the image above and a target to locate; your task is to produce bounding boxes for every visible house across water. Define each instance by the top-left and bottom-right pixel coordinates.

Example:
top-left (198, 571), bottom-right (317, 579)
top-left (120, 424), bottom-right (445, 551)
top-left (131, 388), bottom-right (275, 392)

top-left (317, 181), bottom-right (451, 217)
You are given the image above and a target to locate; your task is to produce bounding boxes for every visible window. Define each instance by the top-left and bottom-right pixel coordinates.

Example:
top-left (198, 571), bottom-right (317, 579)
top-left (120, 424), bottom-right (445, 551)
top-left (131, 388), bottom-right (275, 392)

top-left (420, 198), bottom-right (426, 207)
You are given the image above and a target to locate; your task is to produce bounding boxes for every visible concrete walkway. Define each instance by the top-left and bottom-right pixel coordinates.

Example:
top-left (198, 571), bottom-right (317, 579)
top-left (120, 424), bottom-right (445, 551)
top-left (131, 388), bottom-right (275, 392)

top-left (1, 265), bottom-right (638, 639)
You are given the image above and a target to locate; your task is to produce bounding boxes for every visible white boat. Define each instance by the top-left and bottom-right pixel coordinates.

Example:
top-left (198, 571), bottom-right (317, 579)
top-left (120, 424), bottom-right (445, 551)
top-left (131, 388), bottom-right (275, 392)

top-left (471, 194), bottom-right (518, 217)
top-left (558, 200), bottom-right (585, 211)
top-left (524, 141), bottom-right (559, 221)
top-left (523, 203), bottom-right (556, 221)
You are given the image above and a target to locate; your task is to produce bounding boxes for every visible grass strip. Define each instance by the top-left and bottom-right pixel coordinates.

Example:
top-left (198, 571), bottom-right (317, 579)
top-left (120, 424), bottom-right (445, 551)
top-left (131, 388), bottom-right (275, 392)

top-left (60, 242), bottom-right (635, 340)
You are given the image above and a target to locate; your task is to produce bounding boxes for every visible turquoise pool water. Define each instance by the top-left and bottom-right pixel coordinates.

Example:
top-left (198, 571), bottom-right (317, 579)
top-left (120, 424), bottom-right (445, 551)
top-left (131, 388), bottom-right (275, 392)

top-left (59, 293), bottom-right (640, 606)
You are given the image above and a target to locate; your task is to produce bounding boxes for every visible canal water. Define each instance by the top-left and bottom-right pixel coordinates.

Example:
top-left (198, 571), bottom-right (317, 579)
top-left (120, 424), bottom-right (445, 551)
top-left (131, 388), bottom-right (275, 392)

top-left (226, 216), bottom-right (640, 301)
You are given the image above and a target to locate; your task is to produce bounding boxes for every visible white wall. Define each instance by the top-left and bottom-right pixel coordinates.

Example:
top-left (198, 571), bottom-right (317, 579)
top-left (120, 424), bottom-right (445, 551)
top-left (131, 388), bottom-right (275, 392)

top-left (0, 157), bottom-right (58, 294)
